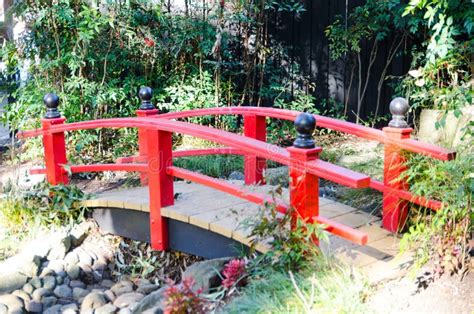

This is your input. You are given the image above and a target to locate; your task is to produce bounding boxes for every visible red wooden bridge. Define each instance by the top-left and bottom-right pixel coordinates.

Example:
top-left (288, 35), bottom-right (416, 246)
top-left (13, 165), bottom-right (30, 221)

top-left (18, 87), bottom-right (454, 267)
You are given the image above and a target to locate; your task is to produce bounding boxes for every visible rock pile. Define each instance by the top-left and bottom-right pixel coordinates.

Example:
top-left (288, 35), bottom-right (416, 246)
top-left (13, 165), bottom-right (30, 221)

top-left (0, 222), bottom-right (161, 313)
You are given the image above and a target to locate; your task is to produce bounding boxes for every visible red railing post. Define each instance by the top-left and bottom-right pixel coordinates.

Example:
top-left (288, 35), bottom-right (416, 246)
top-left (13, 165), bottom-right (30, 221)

top-left (146, 126), bottom-right (174, 251)
top-left (42, 93), bottom-right (68, 185)
top-left (244, 114), bottom-right (266, 185)
top-left (288, 113), bottom-right (320, 226)
top-left (382, 98), bottom-right (412, 232)
top-left (137, 87), bottom-right (159, 185)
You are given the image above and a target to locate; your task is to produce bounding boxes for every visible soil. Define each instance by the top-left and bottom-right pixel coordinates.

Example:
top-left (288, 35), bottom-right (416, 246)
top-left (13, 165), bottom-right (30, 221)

top-left (368, 269), bottom-right (474, 313)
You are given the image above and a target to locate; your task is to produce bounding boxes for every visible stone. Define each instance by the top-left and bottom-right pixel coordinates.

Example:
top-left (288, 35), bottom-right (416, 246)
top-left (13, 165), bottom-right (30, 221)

top-left (61, 303), bottom-right (78, 312)
top-left (42, 276), bottom-right (56, 291)
top-left (30, 277), bottom-right (42, 289)
top-left (64, 252), bottom-right (79, 265)
top-left (113, 292), bottom-right (144, 308)
top-left (25, 300), bottom-right (43, 313)
top-left (47, 233), bottom-right (71, 261)
top-left (72, 287), bottom-right (89, 300)
top-left (40, 267), bottom-right (55, 277)
top-left (95, 303), bottom-right (118, 314)
top-left (0, 304), bottom-right (7, 314)
top-left (92, 261), bottom-right (107, 273)
top-left (182, 257), bottom-right (231, 293)
top-left (22, 283), bottom-right (34, 294)
top-left (70, 222), bottom-right (93, 247)
top-left (118, 309), bottom-right (131, 314)
top-left (43, 304), bottom-right (62, 314)
top-left (103, 290), bottom-right (116, 302)
top-left (228, 171), bottom-right (244, 180)
top-left (0, 295), bottom-right (24, 312)
top-left (53, 284), bottom-right (72, 299)
top-left (69, 280), bottom-right (86, 289)
top-left (55, 276), bottom-right (63, 285)
top-left (81, 292), bottom-right (107, 310)
top-left (131, 287), bottom-right (166, 314)
top-left (110, 281), bottom-right (134, 296)
top-left (66, 264), bottom-right (81, 280)
top-left (12, 289), bottom-right (31, 303)
top-left (136, 284), bottom-right (159, 294)
top-left (78, 251), bottom-right (93, 266)
top-left (48, 260), bottom-right (65, 274)
top-left (41, 296), bottom-right (57, 309)
top-left (78, 263), bottom-right (94, 283)
top-left (100, 280), bottom-right (115, 288)
top-left (32, 287), bottom-right (52, 301)
top-left (0, 271), bottom-right (29, 294)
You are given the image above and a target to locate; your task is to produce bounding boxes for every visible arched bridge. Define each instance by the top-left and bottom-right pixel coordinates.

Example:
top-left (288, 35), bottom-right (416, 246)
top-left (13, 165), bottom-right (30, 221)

top-left (19, 88), bottom-right (454, 275)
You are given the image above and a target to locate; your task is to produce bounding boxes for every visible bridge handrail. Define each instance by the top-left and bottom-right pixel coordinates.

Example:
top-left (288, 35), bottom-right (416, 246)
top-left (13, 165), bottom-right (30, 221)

top-left (156, 107), bottom-right (455, 161)
top-left (18, 117), bottom-right (370, 189)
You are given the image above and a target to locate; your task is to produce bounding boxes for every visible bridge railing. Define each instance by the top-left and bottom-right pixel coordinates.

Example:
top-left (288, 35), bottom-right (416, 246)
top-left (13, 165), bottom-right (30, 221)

top-left (18, 87), bottom-right (455, 251)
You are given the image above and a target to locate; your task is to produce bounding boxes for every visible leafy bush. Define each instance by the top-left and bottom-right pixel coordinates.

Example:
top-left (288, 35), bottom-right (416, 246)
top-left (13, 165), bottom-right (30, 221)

top-left (0, 180), bottom-right (90, 233)
top-left (164, 277), bottom-right (205, 314)
top-left (401, 150), bottom-right (473, 275)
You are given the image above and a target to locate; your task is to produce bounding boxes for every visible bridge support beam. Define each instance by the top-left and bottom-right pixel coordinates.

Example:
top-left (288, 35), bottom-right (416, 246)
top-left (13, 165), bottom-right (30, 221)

top-left (244, 114), bottom-right (266, 185)
top-left (288, 147), bottom-right (321, 223)
top-left (42, 93), bottom-right (68, 185)
top-left (137, 87), bottom-right (159, 186)
top-left (146, 129), bottom-right (174, 251)
top-left (382, 127), bottom-right (412, 232)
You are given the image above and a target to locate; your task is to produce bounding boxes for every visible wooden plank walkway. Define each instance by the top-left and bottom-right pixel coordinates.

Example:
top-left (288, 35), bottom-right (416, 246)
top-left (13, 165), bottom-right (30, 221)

top-left (84, 181), bottom-right (413, 283)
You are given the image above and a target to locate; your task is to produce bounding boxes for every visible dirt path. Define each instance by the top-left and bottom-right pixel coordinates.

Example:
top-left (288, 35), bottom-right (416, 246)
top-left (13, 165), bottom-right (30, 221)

top-left (368, 270), bottom-right (474, 313)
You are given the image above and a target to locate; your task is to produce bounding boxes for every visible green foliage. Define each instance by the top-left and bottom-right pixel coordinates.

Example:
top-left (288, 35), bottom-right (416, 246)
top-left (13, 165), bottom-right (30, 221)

top-left (400, 150), bottom-right (473, 275)
top-left (243, 190), bottom-right (329, 271)
top-left (0, 180), bottom-right (90, 234)
top-left (173, 155), bottom-right (243, 179)
top-left (224, 262), bottom-right (369, 313)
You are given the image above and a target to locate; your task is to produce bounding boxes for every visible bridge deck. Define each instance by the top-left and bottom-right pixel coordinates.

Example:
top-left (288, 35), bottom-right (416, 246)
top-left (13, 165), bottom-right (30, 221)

top-left (84, 181), bottom-right (412, 282)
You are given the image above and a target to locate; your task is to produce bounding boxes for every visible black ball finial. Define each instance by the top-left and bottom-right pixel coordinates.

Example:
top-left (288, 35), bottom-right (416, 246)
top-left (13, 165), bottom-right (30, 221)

top-left (388, 97), bottom-right (409, 128)
top-left (293, 112), bottom-right (316, 148)
top-left (44, 93), bottom-right (61, 119)
top-left (138, 86), bottom-right (154, 110)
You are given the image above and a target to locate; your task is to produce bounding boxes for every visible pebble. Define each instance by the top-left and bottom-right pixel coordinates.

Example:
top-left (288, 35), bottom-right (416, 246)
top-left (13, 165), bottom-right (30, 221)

top-left (100, 280), bottom-right (115, 288)
top-left (103, 290), bottom-right (116, 302)
top-left (70, 280), bottom-right (86, 289)
top-left (78, 251), bottom-right (93, 266)
top-left (43, 304), bottom-right (62, 314)
top-left (56, 276), bottom-right (63, 285)
top-left (48, 260), bottom-right (65, 274)
top-left (110, 281), bottom-right (134, 296)
top-left (0, 295), bottom-right (24, 311)
top-left (42, 275), bottom-right (56, 290)
top-left (53, 284), bottom-right (73, 299)
top-left (136, 284), bottom-right (159, 294)
top-left (72, 287), bottom-right (89, 300)
top-left (66, 264), bottom-right (81, 280)
top-left (113, 292), bottom-right (144, 308)
top-left (12, 289), bottom-right (31, 303)
top-left (40, 267), bottom-right (55, 277)
top-left (0, 304), bottom-right (7, 314)
top-left (81, 292), bottom-right (107, 310)
top-left (42, 296), bottom-right (57, 309)
top-left (30, 277), bottom-right (42, 289)
top-left (22, 283), bottom-right (34, 294)
top-left (61, 303), bottom-right (78, 313)
top-left (64, 252), bottom-right (79, 265)
top-left (117, 308), bottom-right (132, 314)
top-left (32, 287), bottom-right (52, 301)
top-left (25, 300), bottom-right (42, 313)
top-left (95, 303), bottom-right (118, 314)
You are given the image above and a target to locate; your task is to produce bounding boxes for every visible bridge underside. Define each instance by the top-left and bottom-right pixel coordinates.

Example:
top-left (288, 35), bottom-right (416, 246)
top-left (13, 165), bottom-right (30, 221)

top-left (84, 181), bottom-right (413, 282)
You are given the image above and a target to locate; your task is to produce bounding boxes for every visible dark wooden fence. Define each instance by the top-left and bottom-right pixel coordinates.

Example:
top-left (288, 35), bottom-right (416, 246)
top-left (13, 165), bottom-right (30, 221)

top-left (268, 0), bottom-right (411, 123)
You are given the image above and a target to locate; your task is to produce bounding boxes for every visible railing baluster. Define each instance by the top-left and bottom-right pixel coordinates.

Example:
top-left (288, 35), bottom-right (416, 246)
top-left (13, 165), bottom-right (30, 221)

top-left (288, 113), bottom-right (320, 230)
top-left (382, 98), bottom-right (412, 232)
top-left (146, 127), bottom-right (174, 251)
top-left (42, 93), bottom-right (69, 185)
top-left (243, 114), bottom-right (266, 185)
top-left (137, 86), bottom-right (159, 185)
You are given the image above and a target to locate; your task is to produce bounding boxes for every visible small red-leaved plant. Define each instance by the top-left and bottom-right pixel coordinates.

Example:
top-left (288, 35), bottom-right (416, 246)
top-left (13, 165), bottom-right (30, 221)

top-left (164, 277), bottom-right (205, 314)
top-left (221, 259), bottom-right (247, 289)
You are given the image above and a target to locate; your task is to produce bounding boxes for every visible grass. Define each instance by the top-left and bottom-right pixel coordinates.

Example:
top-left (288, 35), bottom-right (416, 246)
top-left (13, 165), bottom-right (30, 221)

top-left (223, 258), bottom-right (370, 313)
